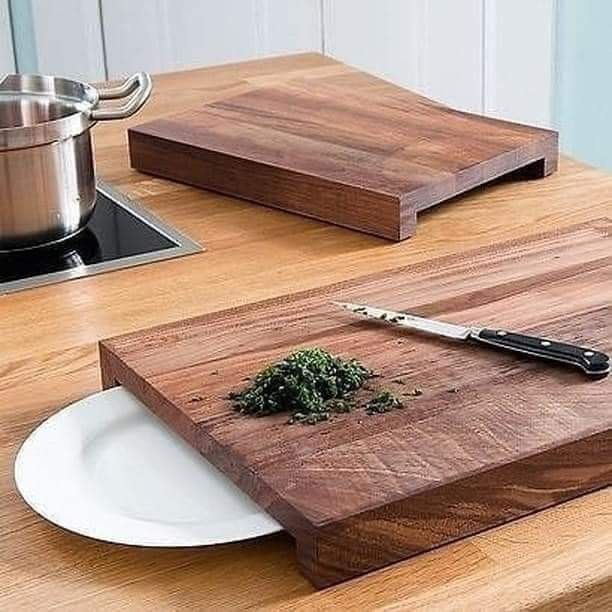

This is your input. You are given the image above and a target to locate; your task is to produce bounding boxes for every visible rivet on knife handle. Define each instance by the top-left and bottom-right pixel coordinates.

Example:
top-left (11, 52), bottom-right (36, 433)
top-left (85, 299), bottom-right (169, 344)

top-left (472, 329), bottom-right (610, 376)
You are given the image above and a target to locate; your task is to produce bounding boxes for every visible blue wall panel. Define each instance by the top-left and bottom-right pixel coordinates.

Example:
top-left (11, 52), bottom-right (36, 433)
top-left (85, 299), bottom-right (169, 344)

top-left (556, 0), bottom-right (612, 170)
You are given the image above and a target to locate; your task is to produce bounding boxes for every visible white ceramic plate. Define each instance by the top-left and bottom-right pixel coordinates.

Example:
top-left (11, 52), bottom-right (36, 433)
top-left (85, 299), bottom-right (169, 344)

top-left (14, 386), bottom-right (282, 546)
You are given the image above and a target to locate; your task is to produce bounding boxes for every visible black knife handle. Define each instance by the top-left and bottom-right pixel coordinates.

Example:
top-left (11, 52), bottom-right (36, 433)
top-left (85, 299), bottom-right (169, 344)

top-left (472, 329), bottom-right (610, 377)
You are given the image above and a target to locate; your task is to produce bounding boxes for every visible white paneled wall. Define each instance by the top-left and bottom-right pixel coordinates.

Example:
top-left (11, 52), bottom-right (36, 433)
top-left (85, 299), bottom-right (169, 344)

top-left (323, 1), bottom-right (422, 90)
top-left (8, 0), bottom-right (556, 126)
top-left (483, 0), bottom-right (555, 126)
top-left (256, 0), bottom-right (322, 57)
top-left (102, 0), bottom-right (257, 77)
top-left (0, 0), bottom-right (14, 73)
top-left (101, 0), bottom-right (321, 77)
top-left (324, 0), bottom-right (484, 112)
top-left (27, 0), bottom-right (105, 82)
top-left (419, 0), bottom-right (483, 112)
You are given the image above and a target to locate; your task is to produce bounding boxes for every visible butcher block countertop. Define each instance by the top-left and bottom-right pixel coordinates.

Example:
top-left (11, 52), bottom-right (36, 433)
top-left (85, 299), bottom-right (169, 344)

top-left (1, 54), bottom-right (610, 610)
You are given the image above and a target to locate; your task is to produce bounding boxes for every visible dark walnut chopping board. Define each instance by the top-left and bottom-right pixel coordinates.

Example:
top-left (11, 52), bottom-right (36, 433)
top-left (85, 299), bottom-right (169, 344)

top-left (129, 59), bottom-right (558, 241)
top-left (99, 220), bottom-right (610, 588)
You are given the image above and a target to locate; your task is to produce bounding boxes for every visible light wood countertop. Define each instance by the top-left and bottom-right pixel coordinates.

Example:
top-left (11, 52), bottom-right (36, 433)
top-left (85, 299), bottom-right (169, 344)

top-left (1, 53), bottom-right (610, 610)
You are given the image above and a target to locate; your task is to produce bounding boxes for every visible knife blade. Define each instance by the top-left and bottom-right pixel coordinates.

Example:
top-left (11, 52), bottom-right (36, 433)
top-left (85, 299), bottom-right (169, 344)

top-left (333, 301), bottom-right (610, 377)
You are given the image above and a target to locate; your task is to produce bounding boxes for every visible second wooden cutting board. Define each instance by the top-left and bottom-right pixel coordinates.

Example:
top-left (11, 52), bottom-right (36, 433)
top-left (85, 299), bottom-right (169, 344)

top-left (129, 57), bottom-right (558, 241)
top-left (100, 220), bottom-right (611, 587)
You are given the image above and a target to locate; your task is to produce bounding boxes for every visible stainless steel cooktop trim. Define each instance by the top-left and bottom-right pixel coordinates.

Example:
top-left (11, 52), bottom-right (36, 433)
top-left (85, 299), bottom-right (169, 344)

top-left (0, 179), bottom-right (203, 295)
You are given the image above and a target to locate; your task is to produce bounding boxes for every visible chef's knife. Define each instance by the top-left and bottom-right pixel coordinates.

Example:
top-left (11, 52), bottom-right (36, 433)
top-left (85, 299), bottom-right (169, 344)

top-left (333, 301), bottom-right (610, 377)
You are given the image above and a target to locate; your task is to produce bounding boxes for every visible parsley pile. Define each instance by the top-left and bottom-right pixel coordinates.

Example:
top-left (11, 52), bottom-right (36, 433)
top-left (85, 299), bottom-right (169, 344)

top-left (229, 347), bottom-right (416, 425)
top-left (229, 348), bottom-right (372, 424)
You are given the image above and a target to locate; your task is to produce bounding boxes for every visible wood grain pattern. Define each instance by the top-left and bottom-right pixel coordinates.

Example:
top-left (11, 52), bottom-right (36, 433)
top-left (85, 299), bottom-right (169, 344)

top-left (128, 57), bottom-right (559, 240)
top-left (100, 220), bottom-right (611, 587)
top-left (2, 54), bottom-right (612, 610)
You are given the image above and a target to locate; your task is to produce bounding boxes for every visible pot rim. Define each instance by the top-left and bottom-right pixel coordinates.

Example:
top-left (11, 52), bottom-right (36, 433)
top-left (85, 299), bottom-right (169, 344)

top-left (0, 74), bottom-right (100, 151)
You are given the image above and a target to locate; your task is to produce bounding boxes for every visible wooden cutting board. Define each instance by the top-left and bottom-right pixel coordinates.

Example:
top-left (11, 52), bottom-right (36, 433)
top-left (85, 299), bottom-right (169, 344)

top-left (128, 59), bottom-right (559, 241)
top-left (99, 220), bottom-right (611, 587)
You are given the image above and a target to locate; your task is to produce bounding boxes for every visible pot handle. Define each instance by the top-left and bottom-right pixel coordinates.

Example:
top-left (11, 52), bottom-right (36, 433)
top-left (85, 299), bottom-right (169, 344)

top-left (90, 72), bottom-right (152, 121)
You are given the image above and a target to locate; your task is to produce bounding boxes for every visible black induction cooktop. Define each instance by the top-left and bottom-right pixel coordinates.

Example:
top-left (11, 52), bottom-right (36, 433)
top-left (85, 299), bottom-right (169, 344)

top-left (0, 182), bottom-right (201, 294)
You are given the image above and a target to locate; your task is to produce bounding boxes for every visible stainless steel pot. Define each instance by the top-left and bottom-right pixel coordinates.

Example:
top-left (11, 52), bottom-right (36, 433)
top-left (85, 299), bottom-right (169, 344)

top-left (0, 72), bottom-right (152, 251)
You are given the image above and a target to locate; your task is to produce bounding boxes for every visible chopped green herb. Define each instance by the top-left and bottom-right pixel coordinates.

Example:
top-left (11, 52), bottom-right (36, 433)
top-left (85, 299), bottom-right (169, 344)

top-left (229, 348), bottom-right (424, 425)
top-left (229, 348), bottom-right (372, 424)
top-left (365, 391), bottom-right (404, 414)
